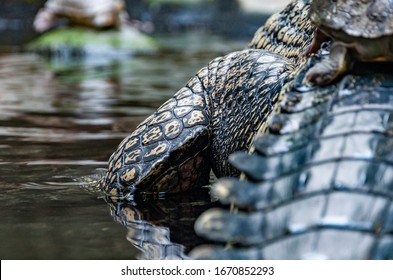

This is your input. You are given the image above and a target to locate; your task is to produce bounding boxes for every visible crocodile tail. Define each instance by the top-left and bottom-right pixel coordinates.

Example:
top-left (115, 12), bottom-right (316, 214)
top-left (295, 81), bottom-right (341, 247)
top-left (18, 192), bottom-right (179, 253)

top-left (191, 63), bottom-right (393, 260)
top-left (249, 0), bottom-right (315, 64)
top-left (98, 49), bottom-right (296, 200)
top-left (208, 49), bottom-right (295, 177)
top-left (98, 69), bottom-right (214, 200)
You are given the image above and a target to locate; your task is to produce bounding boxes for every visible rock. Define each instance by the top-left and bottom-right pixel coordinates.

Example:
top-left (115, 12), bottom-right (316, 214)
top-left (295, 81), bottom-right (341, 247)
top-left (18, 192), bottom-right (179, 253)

top-left (27, 25), bottom-right (157, 58)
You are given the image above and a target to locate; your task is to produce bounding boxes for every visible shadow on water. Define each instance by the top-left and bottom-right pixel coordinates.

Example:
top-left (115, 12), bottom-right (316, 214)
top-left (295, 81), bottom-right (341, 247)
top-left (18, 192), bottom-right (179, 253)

top-left (0, 32), bottom-right (245, 259)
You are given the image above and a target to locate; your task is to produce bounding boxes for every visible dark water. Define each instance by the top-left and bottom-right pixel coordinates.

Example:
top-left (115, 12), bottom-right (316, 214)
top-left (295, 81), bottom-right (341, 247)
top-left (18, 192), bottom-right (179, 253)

top-left (0, 33), bottom-right (245, 259)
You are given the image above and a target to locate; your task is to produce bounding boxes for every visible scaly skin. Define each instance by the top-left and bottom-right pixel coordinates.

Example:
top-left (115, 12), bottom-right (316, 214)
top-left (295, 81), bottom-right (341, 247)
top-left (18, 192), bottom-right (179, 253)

top-left (191, 55), bottom-right (393, 260)
top-left (98, 0), bottom-right (315, 200)
top-left (99, 50), bottom-right (294, 199)
top-left (249, 0), bottom-right (314, 64)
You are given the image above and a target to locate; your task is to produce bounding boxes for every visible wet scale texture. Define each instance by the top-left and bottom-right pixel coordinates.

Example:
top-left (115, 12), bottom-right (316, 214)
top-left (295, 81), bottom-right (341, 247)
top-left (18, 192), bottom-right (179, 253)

top-left (248, 0), bottom-right (314, 64)
top-left (100, 50), bottom-right (294, 199)
top-left (191, 59), bottom-right (393, 260)
top-left (99, 0), bottom-right (315, 200)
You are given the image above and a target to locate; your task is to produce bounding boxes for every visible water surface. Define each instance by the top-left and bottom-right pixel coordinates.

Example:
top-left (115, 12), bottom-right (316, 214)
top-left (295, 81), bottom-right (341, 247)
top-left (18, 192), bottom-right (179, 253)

top-left (0, 33), bottom-right (245, 259)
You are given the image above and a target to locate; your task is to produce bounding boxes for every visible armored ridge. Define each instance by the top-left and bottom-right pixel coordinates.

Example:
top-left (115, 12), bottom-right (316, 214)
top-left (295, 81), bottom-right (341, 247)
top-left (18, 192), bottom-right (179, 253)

top-left (96, 0), bottom-right (316, 199)
top-left (98, 50), bottom-right (294, 199)
top-left (191, 59), bottom-right (393, 259)
top-left (249, 0), bottom-right (314, 64)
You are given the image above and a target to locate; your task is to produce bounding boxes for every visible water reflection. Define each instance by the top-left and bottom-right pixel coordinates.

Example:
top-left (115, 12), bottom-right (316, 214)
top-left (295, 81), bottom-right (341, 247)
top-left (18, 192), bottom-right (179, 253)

top-left (106, 189), bottom-right (220, 259)
top-left (0, 33), bottom-right (244, 259)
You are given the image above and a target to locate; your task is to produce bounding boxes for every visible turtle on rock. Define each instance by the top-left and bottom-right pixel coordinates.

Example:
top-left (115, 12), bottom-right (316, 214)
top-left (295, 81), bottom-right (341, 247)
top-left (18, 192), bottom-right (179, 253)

top-left (305, 0), bottom-right (393, 86)
top-left (33, 0), bottom-right (127, 33)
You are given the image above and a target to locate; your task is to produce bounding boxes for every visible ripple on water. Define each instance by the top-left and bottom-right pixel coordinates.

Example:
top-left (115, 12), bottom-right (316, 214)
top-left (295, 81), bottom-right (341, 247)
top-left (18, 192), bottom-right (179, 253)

top-left (0, 34), bottom-right (245, 259)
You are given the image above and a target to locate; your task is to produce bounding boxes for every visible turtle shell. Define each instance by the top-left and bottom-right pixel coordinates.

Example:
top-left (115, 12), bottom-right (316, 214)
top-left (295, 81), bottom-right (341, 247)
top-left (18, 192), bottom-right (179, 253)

top-left (310, 0), bottom-right (393, 38)
top-left (45, 0), bottom-right (125, 19)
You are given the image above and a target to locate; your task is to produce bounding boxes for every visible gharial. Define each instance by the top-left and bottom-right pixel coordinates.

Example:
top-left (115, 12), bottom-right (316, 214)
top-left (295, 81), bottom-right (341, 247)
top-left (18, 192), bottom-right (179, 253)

top-left (96, 0), bottom-right (316, 200)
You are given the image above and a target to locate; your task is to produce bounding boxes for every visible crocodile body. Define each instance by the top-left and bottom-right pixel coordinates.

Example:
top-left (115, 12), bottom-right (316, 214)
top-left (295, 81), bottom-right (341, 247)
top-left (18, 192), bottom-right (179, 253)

top-left (97, 0), bottom-right (314, 200)
top-left (248, 0), bottom-right (313, 64)
top-left (99, 50), bottom-right (294, 199)
top-left (96, 0), bottom-right (393, 259)
top-left (191, 56), bottom-right (393, 260)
